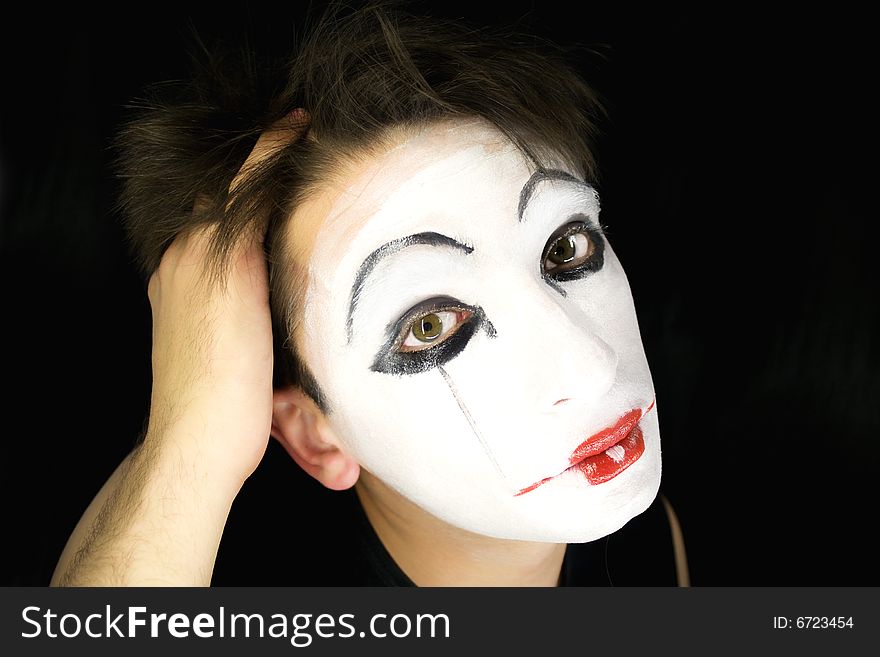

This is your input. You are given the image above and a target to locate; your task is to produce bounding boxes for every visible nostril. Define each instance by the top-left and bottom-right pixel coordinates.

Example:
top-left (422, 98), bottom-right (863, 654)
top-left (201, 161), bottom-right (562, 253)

top-left (553, 398), bottom-right (571, 407)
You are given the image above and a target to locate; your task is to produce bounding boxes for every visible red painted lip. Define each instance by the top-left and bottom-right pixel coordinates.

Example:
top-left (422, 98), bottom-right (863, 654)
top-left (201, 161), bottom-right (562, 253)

top-left (515, 399), bottom-right (654, 496)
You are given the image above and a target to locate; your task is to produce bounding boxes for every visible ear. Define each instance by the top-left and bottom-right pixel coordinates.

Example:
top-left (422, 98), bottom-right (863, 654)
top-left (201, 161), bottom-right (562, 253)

top-left (271, 386), bottom-right (360, 490)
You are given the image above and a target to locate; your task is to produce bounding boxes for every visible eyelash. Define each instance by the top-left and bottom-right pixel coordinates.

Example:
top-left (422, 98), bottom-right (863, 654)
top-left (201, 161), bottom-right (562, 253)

top-left (370, 217), bottom-right (604, 375)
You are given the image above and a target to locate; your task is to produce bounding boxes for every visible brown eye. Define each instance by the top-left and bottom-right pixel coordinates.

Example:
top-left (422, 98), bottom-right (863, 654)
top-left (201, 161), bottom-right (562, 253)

top-left (401, 310), bottom-right (472, 352)
top-left (544, 228), bottom-right (594, 273)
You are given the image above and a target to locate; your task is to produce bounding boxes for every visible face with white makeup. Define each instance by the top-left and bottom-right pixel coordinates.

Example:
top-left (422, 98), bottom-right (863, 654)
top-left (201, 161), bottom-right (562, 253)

top-left (286, 119), bottom-right (661, 543)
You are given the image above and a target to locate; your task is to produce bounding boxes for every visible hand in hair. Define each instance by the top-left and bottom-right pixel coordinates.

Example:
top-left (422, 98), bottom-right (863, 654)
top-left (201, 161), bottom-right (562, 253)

top-left (51, 119), bottom-right (304, 586)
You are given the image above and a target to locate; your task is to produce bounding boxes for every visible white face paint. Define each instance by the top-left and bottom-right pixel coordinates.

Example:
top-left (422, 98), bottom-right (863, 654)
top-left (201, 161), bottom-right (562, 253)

top-left (293, 120), bottom-right (661, 542)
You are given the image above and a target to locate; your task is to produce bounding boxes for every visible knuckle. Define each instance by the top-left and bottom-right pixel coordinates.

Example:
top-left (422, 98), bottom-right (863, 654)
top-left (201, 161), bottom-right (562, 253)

top-left (147, 271), bottom-right (161, 300)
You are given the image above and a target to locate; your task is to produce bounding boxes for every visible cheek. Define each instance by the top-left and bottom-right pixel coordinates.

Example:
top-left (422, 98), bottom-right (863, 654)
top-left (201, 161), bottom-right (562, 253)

top-left (320, 359), bottom-right (496, 490)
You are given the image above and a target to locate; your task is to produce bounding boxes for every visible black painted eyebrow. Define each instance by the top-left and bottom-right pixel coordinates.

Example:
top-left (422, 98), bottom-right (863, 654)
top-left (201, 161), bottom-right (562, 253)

top-left (517, 169), bottom-right (592, 221)
top-left (346, 232), bottom-right (473, 343)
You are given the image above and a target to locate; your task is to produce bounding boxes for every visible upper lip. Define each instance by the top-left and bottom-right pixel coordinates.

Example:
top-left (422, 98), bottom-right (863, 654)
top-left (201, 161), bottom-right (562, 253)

top-left (568, 407), bottom-right (644, 465)
top-left (515, 399), bottom-right (655, 496)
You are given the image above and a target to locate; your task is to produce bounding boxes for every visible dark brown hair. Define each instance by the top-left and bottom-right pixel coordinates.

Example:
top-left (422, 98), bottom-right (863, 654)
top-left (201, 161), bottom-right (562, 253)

top-left (114, 1), bottom-right (605, 411)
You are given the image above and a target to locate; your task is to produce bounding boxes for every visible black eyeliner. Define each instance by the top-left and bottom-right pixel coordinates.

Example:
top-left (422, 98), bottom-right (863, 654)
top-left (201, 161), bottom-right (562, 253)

top-left (543, 214), bottom-right (606, 284)
top-left (370, 296), bottom-right (496, 376)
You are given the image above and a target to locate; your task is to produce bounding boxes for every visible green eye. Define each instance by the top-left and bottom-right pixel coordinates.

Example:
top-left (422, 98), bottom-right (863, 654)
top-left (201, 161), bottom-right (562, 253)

top-left (412, 313), bottom-right (443, 342)
top-left (549, 236), bottom-right (577, 265)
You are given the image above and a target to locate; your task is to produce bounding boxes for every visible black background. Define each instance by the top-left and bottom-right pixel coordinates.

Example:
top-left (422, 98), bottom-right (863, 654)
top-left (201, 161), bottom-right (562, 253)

top-left (1, 3), bottom-right (876, 586)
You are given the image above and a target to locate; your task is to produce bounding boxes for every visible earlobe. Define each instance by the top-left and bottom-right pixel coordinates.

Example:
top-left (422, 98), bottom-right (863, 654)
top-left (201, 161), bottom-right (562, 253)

top-left (271, 387), bottom-right (360, 490)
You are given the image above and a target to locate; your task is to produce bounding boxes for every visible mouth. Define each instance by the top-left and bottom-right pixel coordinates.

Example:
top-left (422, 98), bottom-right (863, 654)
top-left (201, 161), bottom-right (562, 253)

top-left (515, 399), bottom-right (655, 496)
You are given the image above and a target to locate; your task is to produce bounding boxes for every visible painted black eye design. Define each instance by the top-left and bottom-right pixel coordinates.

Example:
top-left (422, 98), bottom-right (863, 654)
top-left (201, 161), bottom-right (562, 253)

top-left (541, 217), bottom-right (605, 282)
top-left (371, 296), bottom-right (495, 376)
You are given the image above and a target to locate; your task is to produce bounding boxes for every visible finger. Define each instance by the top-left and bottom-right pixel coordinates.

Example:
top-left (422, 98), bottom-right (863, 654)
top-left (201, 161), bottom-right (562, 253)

top-left (229, 108), bottom-right (310, 198)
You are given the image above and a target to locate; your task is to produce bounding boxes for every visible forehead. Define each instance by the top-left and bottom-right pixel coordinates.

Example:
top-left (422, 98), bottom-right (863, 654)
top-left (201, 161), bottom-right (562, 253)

top-left (287, 119), bottom-right (534, 271)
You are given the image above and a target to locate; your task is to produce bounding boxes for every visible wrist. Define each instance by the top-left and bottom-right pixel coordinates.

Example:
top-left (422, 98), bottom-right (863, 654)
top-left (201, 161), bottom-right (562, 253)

top-left (141, 424), bottom-right (253, 507)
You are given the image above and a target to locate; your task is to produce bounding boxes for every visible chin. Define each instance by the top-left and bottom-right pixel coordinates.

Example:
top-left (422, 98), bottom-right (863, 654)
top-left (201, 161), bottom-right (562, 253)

top-left (526, 407), bottom-right (662, 543)
top-left (552, 466), bottom-right (662, 544)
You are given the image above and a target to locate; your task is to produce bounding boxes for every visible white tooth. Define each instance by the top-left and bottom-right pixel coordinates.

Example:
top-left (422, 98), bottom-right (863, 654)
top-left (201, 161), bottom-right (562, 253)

top-left (605, 445), bottom-right (625, 463)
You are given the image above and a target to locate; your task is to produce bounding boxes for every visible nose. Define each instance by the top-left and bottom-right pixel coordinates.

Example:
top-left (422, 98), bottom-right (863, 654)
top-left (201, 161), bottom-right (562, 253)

top-left (512, 283), bottom-right (618, 411)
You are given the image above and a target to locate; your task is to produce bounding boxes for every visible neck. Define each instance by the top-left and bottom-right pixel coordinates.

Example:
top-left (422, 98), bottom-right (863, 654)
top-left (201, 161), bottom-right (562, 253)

top-left (354, 472), bottom-right (567, 586)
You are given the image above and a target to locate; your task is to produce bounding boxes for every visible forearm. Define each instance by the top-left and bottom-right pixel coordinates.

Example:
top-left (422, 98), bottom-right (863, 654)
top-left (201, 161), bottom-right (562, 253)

top-left (52, 120), bottom-right (296, 587)
top-left (51, 433), bottom-right (241, 587)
